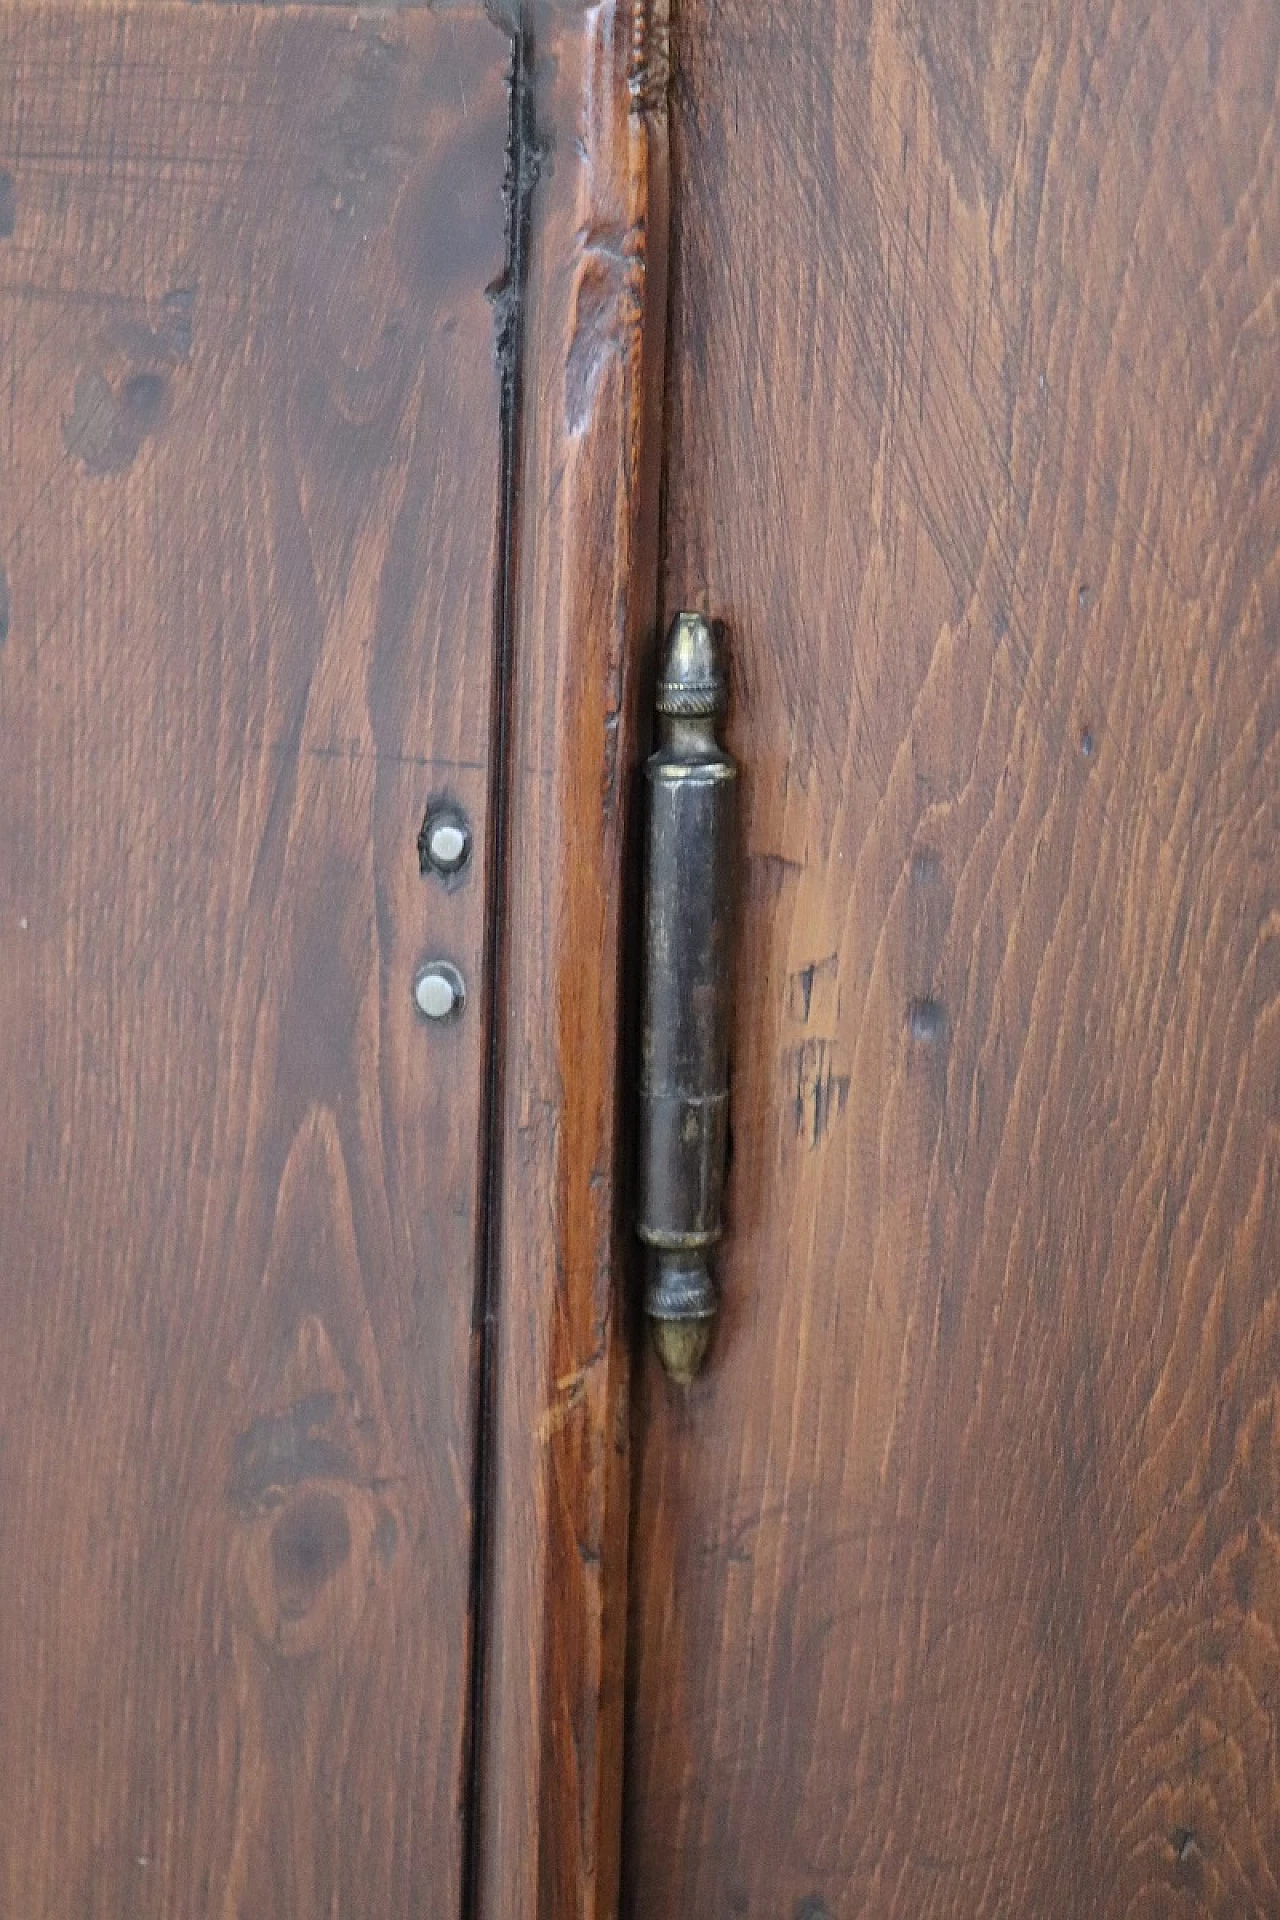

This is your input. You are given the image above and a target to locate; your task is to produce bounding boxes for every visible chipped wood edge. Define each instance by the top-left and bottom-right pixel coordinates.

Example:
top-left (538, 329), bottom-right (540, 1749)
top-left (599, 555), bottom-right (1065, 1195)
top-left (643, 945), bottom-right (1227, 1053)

top-left (475, 4), bottom-right (670, 1917)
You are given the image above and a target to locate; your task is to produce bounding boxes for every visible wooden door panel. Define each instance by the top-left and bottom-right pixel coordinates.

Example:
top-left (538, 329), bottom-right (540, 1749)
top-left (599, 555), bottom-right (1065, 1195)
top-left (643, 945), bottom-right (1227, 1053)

top-left (628, 4), bottom-right (1280, 1916)
top-left (0, 7), bottom-right (508, 1913)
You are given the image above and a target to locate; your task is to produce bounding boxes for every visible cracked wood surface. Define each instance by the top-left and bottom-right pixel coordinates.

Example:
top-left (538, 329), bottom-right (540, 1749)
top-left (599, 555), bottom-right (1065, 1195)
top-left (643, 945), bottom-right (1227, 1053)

top-left (626, 3), bottom-right (1280, 1916)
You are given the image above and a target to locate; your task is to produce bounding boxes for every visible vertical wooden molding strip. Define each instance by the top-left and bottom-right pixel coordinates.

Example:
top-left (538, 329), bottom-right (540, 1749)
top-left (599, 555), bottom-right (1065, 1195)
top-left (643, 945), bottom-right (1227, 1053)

top-left (477, 4), bottom-right (670, 1917)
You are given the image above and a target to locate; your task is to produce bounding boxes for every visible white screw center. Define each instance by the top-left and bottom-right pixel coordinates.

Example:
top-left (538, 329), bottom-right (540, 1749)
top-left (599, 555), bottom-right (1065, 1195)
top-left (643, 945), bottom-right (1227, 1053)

top-left (414, 964), bottom-right (462, 1020)
top-left (429, 822), bottom-right (467, 868)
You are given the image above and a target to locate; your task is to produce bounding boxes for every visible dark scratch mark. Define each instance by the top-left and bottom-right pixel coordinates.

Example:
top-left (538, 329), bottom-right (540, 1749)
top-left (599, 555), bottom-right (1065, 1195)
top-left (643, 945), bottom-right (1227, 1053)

top-left (790, 1040), bottom-right (851, 1147)
top-left (602, 705), bottom-right (621, 814)
top-left (907, 996), bottom-right (946, 1043)
top-left (911, 845), bottom-right (941, 886)
top-left (261, 737), bottom-right (488, 774)
top-left (788, 953), bottom-right (839, 1024)
top-left (372, 1508), bottom-right (399, 1566)
top-left (751, 848), bottom-right (805, 879)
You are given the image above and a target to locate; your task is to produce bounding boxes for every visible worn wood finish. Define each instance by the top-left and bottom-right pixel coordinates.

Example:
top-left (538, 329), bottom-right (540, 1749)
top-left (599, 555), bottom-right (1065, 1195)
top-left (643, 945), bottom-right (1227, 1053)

top-left (477, 4), bottom-right (669, 1917)
top-left (0, 8), bottom-right (510, 1912)
top-left (628, 3), bottom-right (1280, 1915)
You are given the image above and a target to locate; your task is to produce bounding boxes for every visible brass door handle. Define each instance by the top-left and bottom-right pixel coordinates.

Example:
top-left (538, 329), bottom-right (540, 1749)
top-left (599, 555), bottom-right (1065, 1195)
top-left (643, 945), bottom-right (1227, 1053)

top-left (636, 614), bottom-right (739, 1382)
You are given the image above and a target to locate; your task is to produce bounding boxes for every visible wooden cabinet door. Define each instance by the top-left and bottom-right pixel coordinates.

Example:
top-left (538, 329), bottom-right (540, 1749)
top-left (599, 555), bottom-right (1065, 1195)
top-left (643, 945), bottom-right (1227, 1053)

top-left (0, 8), bottom-right (509, 1910)
top-left (626, 4), bottom-right (1280, 1916)
top-left (0, 4), bottom-right (668, 1915)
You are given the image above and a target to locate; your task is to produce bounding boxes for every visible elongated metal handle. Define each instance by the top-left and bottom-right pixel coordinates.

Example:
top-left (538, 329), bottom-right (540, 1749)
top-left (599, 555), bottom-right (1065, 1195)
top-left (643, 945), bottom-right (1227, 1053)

top-left (636, 614), bottom-right (738, 1382)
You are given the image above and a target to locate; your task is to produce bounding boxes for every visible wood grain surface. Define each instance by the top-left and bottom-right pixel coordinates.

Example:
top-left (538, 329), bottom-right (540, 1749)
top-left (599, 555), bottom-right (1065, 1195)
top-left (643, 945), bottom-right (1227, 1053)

top-left (0, 7), bottom-right (510, 1913)
top-left (626, 3), bottom-right (1280, 1915)
top-left (476, 5), bottom-right (669, 1918)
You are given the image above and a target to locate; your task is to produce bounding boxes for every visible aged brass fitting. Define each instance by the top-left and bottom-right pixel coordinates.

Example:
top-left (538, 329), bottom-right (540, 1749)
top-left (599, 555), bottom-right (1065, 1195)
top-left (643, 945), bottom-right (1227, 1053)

top-left (636, 613), bottom-right (738, 1383)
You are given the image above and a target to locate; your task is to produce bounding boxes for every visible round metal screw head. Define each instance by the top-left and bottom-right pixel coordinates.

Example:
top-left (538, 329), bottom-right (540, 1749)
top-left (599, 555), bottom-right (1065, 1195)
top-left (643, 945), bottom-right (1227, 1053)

top-left (418, 804), bottom-right (472, 878)
top-left (413, 961), bottom-right (465, 1021)
top-left (430, 820), bottom-right (467, 867)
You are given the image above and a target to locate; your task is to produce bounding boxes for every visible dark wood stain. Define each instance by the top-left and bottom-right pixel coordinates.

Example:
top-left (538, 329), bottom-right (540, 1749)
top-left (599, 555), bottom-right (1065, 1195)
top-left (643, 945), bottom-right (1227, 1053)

top-left (229, 1391), bottom-right (357, 1513)
top-left (64, 365), bottom-right (170, 473)
top-left (626, 1), bottom-right (1280, 1915)
top-left (270, 1491), bottom-right (353, 1617)
top-left (0, 6), bottom-right (510, 1914)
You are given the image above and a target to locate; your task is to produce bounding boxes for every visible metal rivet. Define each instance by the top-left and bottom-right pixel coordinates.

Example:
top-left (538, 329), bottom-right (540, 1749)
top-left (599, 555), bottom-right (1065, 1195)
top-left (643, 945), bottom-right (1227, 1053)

top-left (418, 804), bottom-right (472, 878)
top-left (413, 961), bottom-right (465, 1021)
